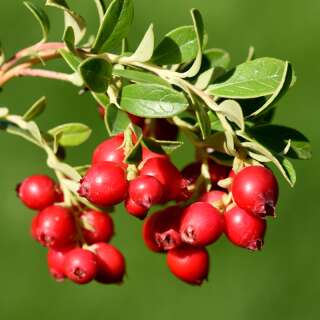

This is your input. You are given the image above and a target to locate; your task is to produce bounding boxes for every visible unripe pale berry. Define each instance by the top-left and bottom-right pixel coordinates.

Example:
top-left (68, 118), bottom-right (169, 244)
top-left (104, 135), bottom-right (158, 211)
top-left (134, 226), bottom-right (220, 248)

top-left (94, 243), bottom-right (126, 284)
top-left (140, 158), bottom-right (187, 202)
top-left (232, 165), bottom-right (279, 217)
top-left (167, 245), bottom-right (209, 285)
top-left (224, 205), bottom-right (266, 251)
top-left (64, 248), bottom-right (97, 284)
top-left (128, 175), bottom-right (163, 208)
top-left (81, 210), bottom-right (114, 244)
top-left (124, 197), bottom-right (149, 219)
top-left (143, 206), bottom-right (182, 252)
top-left (47, 246), bottom-right (75, 282)
top-left (79, 162), bottom-right (128, 207)
top-left (35, 205), bottom-right (77, 249)
top-left (180, 202), bottom-right (224, 247)
top-left (17, 175), bottom-right (61, 210)
top-left (92, 133), bottom-right (126, 165)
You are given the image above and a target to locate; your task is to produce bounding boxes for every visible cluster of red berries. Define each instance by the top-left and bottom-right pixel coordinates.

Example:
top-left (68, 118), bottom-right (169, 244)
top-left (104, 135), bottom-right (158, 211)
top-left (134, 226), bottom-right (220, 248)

top-left (75, 132), bottom-right (278, 285)
top-left (17, 175), bottom-right (125, 285)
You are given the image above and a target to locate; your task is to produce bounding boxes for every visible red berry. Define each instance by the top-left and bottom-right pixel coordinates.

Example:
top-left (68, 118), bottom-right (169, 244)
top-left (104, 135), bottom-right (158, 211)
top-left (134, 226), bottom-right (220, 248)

top-left (142, 147), bottom-right (168, 162)
top-left (47, 246), bottom-right (74, 282)
top-left (17, 175), bottom-right (61, 210)
top-left (64, 248), bottom-right (97, 284)
top-left (79, 162), bottom-right (128, 207)
top-left (94, 243), bottom-right (126, 284)
top-left (232, 166), bottom-right (279, 217)
top-left (224, 205), bottom-right (266, 251)
top-left (128, 113), bottom-right (145, 127)
top-left (199, 190), bottom-right (226, 204)
top-left (30, 215), bottom-right (39, 240)
top-left (81, 210), bottom-right (114, 244)
top-left (142, 206), bottom-right (182, 252)
top-left (208, 160), bottom-right (230, 186)
top-left (180, 202), bottom-right (224, 247)
top-left (167, 245), bottom-right (209, 285)
top-left (140, 158), bottom-right (186, 202)
top-left (124, 197), bottom-right (149, 219)
top-left (129, 175), bottom-right (163, 208)
top-left (154, 119), bottom-right (178, 141)
top-left (181, 162), bottom-right (201, 186)
top-left (92, 133), bottom-right (126, 165)
top-left (35, 205), bottom-right (77, 249)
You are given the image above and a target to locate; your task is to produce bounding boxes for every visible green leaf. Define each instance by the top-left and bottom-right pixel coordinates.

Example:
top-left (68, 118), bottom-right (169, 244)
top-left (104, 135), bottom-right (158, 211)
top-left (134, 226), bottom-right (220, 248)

top-left (142, 137), bottom-right (183, 155)
top-left (24, 1), bottom-right (50, 42)
top-left (113, 69), bottom-right (170, 87)
top-left (194, 103), bottom-right (211, 139)
top-left (23, 96), bottom-right (46, 121)
top-left (79, 57), bottom-right (113, 93)
top-left (48, 123), bottom-right (91, 147)
top-left (218, 100), bottom-right (244, 130)
top-left (208, 111), bottom-right (223, 131)
top-left (104, 103), bottom-right (131, 136)
top-left (0, 41), bottom-right (5, 66)
top-left (207, 58), bottom-right (288, 99)
top-left (92, 0), bottom-right (134, 53)
top-left (59, 48), bottom-right (81, 71)
top-left (195, 68), bottom-right (214, 90)
top-left (94, 0), bottom-right (106, 23)
top-left (248, 63), bottom-right (293, 117)
top-left (91, 92), bottom-right (109, 107)
top-left (121, 83), bottom-right (189, 118)
top-left (0, 107), bottom-right (9, 118)
top-left (179, 9), bottom-right (204, 78)
top-left (63, 26), bottom-right (76, 53)
top-left (203, 48), bottom-right (231, 70)
top-left (152, 26), bottom-right (198, 65)
top-left (46, 0), bottom-right (86, 44)
top-left (121, 24), bottom-right (154, 62)
top-left (278, 156), bottom-right (296, 186)
top-left (247, 125), bottom-right (312, 160)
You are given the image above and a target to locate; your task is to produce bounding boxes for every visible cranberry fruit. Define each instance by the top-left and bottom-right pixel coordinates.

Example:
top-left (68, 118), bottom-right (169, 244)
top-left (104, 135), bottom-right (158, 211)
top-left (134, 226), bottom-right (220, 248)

top-left (81, 210), bottom-right (114, 244)
top-left (92, 133), bottom-right (126, 165)
top-left (232, 165), bottom-right (279, 217)
top-left (181, 162), bottom-right (201, 186)
top-left (17, 175), bottom-right (61, 210)
top-left (140, 158), bottom-right (187, 201)
top-left (64, 248), bottom-right (97, 284)
top-left (79, 162), bottom-right (128, 207)
top-left (167, 245), bottom-right (209, 285)
top-left (180, 202), bottom-right (224, 246)
top-left (94, 243), bottom-right (126, 284)
top-left (208, 160), bottom-right (230, 186)
top-left (142, 147), bottom-right (168, 162)
top-left (143, 206), bottom-right (182, 252)
top-left (199, 190), bottom-right (226, 205)
top-left (124, 197), bottom-right (149, 219)
top-left (128, 175), bottom-right (163, 208)
top-left (224, 205), bottom-right (266, 251)
top-left (47, 246), bottom-right (74, 282)
top-left (35, 205), bottom-right (76, 249)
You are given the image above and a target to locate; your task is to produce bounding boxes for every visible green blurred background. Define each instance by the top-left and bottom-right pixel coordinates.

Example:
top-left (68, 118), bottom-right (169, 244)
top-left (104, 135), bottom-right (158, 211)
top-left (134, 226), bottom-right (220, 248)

top-left (0, 0), bottom-right (319, 319)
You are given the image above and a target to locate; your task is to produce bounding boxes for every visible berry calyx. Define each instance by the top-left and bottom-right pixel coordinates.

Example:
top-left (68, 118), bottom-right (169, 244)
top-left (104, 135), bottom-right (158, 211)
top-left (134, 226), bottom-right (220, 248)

top-left (167, 245), bottom-right (209, 285)
top-left (143, 206), bottom-right (182, 252)
top-left (17, 175), bottom-right (61, 210)
top-left (124, 197), bottom-right (149, 219)
top-left (64, 248), bottom-right (97, 284)
top-left (47, 246), bottom-right (74, 282)
top-left (35, 205), bottom-right (76, 249)
top-left (232, 165), bottom-right (279, 217)
top-left (128, 175), bottom-right (163, 208)
top-left (79, 161), bottom-right (128, 207)
top-left (81, 210), bottom-right (114, 244)
top-left (92, 133), bottom-right (126, 165)
top-left (140, 158), bottom-right (187, 202)
top-left (224, 205), bottom-right (266, 251)
top-left (94, 243), bottom-right (126, 284)
top-left (180, 202), bottom-right (224, 247)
